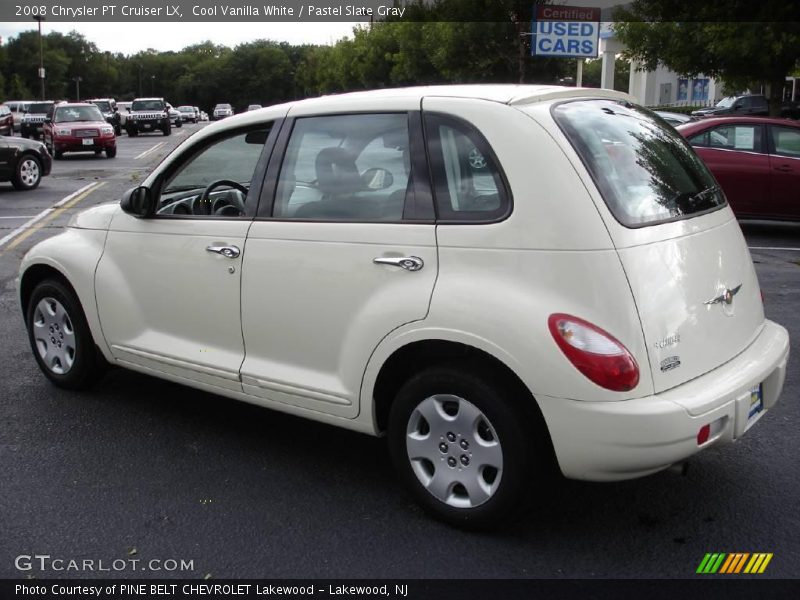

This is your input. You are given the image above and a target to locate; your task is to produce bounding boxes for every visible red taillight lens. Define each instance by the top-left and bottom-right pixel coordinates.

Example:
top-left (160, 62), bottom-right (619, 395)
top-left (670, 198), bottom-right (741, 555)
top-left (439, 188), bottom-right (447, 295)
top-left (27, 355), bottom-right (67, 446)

top-left (697, 424), bottom-right (710, 445)
top-left (548, 313), bottom-right (640, 392)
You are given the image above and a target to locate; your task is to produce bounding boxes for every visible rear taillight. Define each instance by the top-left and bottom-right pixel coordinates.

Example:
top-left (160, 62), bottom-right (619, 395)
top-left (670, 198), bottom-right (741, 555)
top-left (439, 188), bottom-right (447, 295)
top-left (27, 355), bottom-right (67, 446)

top-left (548, 313), bottom-right (639, 392)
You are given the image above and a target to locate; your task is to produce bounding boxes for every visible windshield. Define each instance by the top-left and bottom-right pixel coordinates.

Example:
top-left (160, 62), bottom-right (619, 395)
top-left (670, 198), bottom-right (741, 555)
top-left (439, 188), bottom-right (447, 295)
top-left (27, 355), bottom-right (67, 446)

top-left (132, 100), bottom-right (164, 111)
top-left (215, 104), bottom-right (231, 110)
top-left (92, 101), bottom-right (111, 112)
top-left (178, 106), bottom-right (193, 112)
top-left (27, 103), bottom-right (53, 114)
top-left (715, 97), bottom-right (735, 108)
top-left (54, 105), bottom-right (104, 123)
top-left (553, 99), bottom-right (725, 227)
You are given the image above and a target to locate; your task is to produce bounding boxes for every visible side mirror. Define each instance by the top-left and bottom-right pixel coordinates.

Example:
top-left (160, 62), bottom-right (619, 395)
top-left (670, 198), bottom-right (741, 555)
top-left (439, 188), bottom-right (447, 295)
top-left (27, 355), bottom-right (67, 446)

top-left (362, 167), bottom-right (394, 191)
top-left (120, 186), bottom-right (154, 218)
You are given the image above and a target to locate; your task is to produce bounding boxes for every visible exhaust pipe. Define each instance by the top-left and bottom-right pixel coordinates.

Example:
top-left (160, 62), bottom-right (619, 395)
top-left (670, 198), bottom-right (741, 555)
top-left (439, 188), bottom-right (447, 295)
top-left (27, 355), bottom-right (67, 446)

top-left (668, 460), bottom-right (690, 476)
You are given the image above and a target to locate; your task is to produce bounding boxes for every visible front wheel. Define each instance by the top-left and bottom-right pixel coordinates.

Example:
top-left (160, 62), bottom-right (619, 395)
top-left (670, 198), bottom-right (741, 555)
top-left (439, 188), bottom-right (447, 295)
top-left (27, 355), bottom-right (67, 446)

top-left (388, 365), bottom-right (544, 529)
top-left (26, 279), bottom-right (103, 389)
top-left (12, 155), bottom-right (42, 190)
top-left (106, 147), bottom-right (117, 158)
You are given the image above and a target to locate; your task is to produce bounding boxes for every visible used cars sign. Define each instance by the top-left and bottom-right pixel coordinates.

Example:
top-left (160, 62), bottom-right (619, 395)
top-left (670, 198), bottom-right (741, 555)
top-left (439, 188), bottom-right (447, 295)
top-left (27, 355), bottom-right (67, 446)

top-left (532, 4), bottom-right (600, 58)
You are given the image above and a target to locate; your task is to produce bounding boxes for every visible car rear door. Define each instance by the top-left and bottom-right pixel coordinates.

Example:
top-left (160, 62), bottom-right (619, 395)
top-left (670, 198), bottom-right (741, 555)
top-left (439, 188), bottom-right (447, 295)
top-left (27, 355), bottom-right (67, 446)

top-left (767, 124), bottom-right (800, 218)
top-left (239, 99), bottom-right (437, 418)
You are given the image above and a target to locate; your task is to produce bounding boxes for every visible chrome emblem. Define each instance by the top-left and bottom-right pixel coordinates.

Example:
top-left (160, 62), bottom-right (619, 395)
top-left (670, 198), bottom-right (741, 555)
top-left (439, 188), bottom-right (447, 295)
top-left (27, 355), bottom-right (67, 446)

top-left (704, 284), bottom-right (742, 306)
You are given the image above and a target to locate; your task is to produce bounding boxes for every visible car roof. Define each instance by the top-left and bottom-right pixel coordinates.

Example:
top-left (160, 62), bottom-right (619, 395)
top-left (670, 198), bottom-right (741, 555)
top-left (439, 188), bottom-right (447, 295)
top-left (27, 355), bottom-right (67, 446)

top-left (677, 116), bottom-right (800, 132)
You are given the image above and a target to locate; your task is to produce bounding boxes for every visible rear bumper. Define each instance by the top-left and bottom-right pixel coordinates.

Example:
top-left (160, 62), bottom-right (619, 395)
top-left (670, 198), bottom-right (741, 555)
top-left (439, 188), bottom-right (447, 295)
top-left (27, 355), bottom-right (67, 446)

top-left (537, 319), bottom-right (790, 481)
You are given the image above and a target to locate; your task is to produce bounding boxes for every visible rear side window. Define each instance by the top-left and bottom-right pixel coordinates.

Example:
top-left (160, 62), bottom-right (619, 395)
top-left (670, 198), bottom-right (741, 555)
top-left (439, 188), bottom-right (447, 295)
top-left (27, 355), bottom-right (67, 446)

top-left (424, 114), bottom-right (510, 221)
top-left (771, 126), bottom-right (800, 157)
top-left (554, 100), bottom-right (725, 228)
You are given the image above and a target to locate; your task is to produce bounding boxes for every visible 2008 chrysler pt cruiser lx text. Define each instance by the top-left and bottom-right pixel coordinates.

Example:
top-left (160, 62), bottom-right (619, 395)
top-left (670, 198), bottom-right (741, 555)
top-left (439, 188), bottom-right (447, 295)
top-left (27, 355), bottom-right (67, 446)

top-left (18, 85), bottom-right (790, 528)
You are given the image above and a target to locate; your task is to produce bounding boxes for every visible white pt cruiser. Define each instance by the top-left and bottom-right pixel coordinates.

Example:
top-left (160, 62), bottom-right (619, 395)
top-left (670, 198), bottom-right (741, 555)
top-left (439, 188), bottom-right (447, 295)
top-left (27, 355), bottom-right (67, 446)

top-left (19, 86), bottom-right (790, 528)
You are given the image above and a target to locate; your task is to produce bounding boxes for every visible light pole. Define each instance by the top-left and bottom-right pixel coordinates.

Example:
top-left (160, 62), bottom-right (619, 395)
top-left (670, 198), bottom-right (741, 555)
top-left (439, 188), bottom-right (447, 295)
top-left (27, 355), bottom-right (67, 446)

top-left (73, 76), bottom-right (82, 101)
top-left (151, 75), bottom-right (155, 95)
top-left (33, 15), bottom-right (46, 99)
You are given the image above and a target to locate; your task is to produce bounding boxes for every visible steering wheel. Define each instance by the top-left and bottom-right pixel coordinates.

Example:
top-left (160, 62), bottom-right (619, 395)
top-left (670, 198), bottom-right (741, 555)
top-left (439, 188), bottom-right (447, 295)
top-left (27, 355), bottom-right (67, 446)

top-left (196, 179), bottom-right (248, 215)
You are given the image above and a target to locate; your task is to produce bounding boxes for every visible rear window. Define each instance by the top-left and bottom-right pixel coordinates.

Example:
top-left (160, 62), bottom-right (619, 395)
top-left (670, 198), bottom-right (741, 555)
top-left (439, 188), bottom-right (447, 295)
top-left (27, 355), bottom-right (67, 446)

top-left (553, 99), bottom-right (725, 227)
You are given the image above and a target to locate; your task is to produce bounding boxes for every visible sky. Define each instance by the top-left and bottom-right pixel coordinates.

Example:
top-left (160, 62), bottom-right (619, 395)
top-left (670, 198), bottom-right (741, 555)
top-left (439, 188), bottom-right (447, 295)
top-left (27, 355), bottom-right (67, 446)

top-left (0, 21), bottom-right (359, 54)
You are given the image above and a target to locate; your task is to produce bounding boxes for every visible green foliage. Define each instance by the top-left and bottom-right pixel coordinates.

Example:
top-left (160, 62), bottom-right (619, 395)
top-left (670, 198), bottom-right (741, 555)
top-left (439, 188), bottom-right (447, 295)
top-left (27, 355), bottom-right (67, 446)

top-left (614, 1), bottom-right (800, 115)
top-left (0, 0), bottom-right (581, 109)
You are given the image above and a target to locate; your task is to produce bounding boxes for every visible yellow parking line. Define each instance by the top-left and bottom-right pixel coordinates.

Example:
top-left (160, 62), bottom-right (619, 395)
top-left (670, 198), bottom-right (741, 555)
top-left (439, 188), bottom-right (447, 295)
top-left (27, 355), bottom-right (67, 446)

top-left (0, 182), bottom-right (105, 254)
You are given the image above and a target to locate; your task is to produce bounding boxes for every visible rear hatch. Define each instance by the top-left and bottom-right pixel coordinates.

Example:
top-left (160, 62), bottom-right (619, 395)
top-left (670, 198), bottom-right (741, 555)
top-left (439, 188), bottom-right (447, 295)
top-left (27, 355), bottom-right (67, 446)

top-left (553, 100), bottom-right (765, 394)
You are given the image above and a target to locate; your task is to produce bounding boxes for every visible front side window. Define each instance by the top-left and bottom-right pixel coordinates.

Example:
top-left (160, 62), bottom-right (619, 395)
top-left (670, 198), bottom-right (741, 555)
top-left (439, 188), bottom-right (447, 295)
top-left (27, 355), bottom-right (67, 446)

top-left (771, 126), bottom-right (800, 158)
top-left (424, 114), bottom-right (509, 221)
top-left (690, 125), bottom-right (762, 152)
top-left (554, 99), bottom-right (725, 227)
top-left (273, 113), bottom-right (411, 221)
top-left (156, 127), bottom-right (271, 218)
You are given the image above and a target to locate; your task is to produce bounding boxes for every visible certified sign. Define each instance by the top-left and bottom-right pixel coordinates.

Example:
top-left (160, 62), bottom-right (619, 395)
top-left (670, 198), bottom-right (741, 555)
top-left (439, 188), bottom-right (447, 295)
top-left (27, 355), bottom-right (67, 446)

top-left (532, 5), bottom-right (600, 58)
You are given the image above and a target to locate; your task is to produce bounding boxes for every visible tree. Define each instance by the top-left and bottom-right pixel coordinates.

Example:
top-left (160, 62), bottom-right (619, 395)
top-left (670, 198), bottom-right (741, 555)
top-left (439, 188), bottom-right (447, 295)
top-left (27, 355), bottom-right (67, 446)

top-left (614, 2), bottom-right (800, 115)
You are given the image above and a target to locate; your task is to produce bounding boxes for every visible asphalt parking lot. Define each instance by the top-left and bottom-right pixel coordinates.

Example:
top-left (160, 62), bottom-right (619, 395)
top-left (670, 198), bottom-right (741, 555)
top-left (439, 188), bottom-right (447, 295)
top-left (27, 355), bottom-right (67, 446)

top-left (0, 126), bottom-right (798, 579)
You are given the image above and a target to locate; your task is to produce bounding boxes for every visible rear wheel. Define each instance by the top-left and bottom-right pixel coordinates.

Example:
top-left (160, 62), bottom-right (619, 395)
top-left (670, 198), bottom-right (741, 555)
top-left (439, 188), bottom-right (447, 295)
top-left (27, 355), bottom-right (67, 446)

top-left (26, 279), bottom-right (103, 389)
top-left (388, 365), bottom-right (544, 529)
top-left (12, 155), bottom-right (42, 190)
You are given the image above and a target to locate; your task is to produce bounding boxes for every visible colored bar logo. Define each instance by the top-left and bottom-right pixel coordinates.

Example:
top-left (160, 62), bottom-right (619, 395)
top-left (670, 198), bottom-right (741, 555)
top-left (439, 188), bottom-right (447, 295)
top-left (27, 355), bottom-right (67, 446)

top-left (696, 553), bottom-right (773, 574)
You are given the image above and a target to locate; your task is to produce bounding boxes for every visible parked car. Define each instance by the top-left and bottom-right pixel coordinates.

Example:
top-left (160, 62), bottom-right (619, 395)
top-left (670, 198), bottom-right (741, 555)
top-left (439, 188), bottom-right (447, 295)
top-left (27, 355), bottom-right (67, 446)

top-left (18, 86), bottom-right (789, 528)
top-left (126, 98), bottom-right (171, 136)
top-left (166, 103), bottom-right (182, 128)
top-left (654, 110), bottom-right (694, 126)
top-left (177, 105), bottom-right (197, 123)
top-left (193, 106), bottom-right (201, 121)
top-left (677, 116), bottom-right (800, 220)
top-left (0, 134), bottom-right (51, 189)
top-left (247, 104), bottom-right (262, 111)
top-left (213, 103), bottom-right (233, 119)
top-left (0, 104), bottom-right (14, 136)
top-left (20, 101), bottom-right (55, 139)
top-left (88, 98), bottom-right (121, 136)
top-left (692, 95), bottom-right (769, 118)
top-left (43, 102), bottom-right (117, 159)
top-left (199, 111), bottom-right (209, 122)
top-left (4, 100), bottom-right (31, 133)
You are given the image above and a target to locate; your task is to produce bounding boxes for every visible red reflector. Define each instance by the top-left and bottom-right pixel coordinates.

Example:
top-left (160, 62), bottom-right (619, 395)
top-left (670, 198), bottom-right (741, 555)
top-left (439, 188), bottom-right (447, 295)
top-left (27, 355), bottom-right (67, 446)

top-left (697, 424), bottom-right (711, 445)
top-left (548, 313), bottom-right (639, 392)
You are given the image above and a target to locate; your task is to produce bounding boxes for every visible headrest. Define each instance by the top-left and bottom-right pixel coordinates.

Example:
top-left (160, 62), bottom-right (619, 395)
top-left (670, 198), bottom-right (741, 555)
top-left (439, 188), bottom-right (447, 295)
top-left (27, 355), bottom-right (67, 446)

top-left (315, 147), bottom-right (362, 196)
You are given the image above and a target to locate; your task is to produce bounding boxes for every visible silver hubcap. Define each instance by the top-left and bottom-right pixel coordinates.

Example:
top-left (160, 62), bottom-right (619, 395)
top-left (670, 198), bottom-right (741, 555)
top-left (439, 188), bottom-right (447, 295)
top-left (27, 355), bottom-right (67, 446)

top-left (406, 394), bottom-right (503, 508)
top-left (32, 297), bottom-right (76, 375)
top-left (19, 158), bottom-right (40, 187)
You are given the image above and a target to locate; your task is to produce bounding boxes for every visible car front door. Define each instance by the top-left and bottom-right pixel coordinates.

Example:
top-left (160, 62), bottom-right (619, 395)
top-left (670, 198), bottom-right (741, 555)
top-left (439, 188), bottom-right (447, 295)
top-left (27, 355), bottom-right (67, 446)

top-left (768, 124), bottom-right (800, 218)
top-left (239, 105), bottom-right (438, 418)
top-left (95, 121), bottom-right (282, 391)
top-left (688, 123), bottom-right (768, 217)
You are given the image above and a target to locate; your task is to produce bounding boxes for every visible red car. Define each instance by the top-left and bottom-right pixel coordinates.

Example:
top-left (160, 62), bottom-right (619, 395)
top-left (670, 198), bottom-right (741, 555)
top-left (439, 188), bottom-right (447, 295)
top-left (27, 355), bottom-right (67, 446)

top-left (677, 117), bottom-right (800, 220)
top-left (43, 102), bottom-right (117, 159)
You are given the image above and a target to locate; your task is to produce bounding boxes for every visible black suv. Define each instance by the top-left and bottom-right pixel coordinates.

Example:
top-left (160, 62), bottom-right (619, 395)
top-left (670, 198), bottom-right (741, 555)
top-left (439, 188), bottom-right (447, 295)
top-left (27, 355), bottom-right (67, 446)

top-left (126, 98), bottom-right (171, 136)
top-left (692, 94), bottom-right (769, 118)
top-left (89, 98), bottom-right (121, 135)
top-left (20, 101), bottom-right (55, 139)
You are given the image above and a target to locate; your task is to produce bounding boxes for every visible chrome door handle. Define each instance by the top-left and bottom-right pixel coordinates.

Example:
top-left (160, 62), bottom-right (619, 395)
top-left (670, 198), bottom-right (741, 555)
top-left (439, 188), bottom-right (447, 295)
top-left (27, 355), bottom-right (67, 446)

top-left (373, 256), bottom-right (424, 271)
top-left (206, 244), bottom-right (240, 259)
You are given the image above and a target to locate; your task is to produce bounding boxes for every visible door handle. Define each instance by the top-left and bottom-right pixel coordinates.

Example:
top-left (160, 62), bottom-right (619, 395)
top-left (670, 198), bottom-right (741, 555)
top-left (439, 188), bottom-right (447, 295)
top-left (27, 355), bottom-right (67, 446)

top-left (773, 165), bottom-right (793, 173)
top-left (206, 244), bottom-right (240, 258)
top-left (373, 256), bottom-right (424, 271)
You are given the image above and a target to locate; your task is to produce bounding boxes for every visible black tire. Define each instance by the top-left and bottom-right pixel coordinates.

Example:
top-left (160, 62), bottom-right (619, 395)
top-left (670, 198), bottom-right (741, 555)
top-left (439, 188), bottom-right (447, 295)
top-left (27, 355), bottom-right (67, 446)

top-left (11, 154), bottom-right (42, 190)
top-left (94, 149), bottom-right (103, 155)
top-left (26, 279), bottom-right (104, 390)
top-left (175, 120), bottom-right (182, 128)
top-left (388, 364), bottom-right (547, 529)
top-left (106, 147), bottom-right (117, 158)
top-left (21, 131), bottom-right (29, 139)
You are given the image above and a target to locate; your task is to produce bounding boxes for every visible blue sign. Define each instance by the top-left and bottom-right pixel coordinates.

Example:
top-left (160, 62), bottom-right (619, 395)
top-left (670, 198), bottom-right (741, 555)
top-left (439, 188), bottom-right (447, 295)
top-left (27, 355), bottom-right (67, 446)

top-left (533, 20), bottom-right (600, 58)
